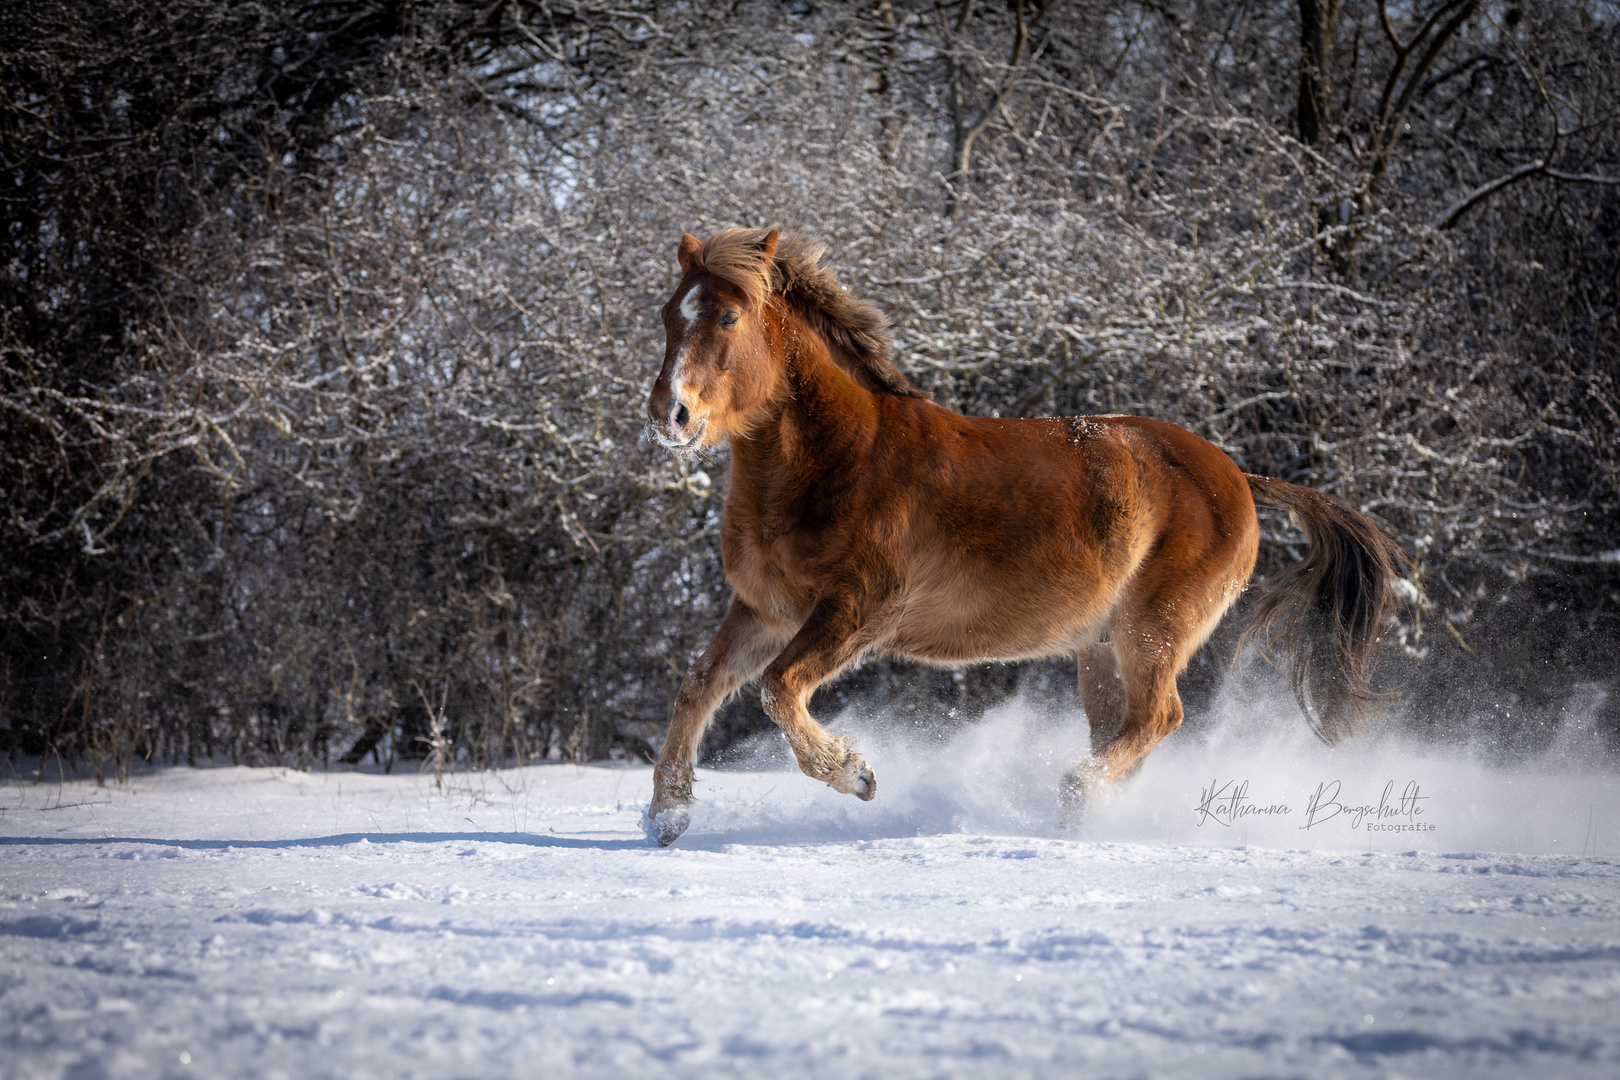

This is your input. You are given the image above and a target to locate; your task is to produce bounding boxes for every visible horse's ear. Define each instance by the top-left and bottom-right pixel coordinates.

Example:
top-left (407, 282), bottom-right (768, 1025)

top-left (758, 228), bottom-right (779, 262)
top-left (676, 233), bottom-right (701, 274)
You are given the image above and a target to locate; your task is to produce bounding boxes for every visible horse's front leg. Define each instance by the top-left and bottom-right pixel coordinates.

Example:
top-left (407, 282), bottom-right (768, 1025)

top-left (759, 590), bottom-right (891, 801)
top-left (646, 598), bottom-right (792, 845)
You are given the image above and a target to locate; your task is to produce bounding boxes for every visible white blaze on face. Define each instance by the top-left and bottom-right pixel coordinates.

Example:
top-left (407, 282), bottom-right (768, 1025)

top-left (670, 283), bottom-right (706, 413)
top-left (679, 283), bottom-right (705, 328)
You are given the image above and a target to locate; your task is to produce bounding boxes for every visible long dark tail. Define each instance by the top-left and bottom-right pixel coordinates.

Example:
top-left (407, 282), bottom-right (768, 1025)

top-left (1241, 475), bottom-right (1408, 744)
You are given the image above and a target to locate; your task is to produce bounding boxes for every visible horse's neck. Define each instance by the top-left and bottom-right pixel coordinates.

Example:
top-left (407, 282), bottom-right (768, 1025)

top-left (729, 307), bottom-right (875, 499)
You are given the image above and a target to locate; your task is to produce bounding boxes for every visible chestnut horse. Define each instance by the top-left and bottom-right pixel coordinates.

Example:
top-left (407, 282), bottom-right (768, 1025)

top-left (643, 227), bottom-right (1403, 845)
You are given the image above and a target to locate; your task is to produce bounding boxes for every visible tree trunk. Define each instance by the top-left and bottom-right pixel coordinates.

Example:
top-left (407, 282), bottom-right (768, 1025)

top-left (1297, 0), bottom-right (1341, 145)
top-left (1299, 1), bottom-right (1348, 272)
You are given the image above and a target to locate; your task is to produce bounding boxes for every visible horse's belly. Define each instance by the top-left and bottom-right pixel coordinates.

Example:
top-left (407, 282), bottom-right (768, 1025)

top-left (885, 570), bottom-right (1110, 664)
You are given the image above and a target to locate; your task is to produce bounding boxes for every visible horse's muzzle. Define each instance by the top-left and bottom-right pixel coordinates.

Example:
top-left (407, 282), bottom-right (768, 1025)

top-left (649, 382), bottom-right (703, 451)
top-left (652, 416), bottom-right (707, 454)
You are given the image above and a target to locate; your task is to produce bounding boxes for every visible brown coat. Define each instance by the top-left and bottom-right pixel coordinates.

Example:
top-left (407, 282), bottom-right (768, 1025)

top-left (643, 228), bottom-right (1403, 845)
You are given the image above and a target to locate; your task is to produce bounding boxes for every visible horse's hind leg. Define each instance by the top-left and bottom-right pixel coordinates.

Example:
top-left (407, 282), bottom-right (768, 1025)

top-left (647, 598), bottom-right (792, 845)
top-left (1062, 608), bottom-right (1192, 818)
top-left (1077, 640), bottom-right (1127, 753)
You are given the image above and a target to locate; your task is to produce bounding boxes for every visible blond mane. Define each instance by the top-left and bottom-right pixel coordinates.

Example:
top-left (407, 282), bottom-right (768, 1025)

top-left (689, 228), bottom-right (927, 399)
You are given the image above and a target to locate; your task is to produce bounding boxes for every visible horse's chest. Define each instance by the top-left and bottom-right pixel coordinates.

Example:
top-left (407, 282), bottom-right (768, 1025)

top-left (720, 516), bottom-right (824, 625)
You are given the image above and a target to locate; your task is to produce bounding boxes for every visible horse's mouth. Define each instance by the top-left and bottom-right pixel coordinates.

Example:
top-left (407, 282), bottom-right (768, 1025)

top-left (652, 417), bottom-right (708, 454)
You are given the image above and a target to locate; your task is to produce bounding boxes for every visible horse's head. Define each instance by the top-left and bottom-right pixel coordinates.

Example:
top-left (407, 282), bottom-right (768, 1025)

top-left (648, 228), bottom-right (782, 455)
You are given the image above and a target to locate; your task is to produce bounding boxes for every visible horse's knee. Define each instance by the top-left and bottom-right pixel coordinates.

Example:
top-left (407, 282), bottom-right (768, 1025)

top-left (758, 671), bottom-right (815, 748)
top-left (758, 668), bottom-right (797, 723)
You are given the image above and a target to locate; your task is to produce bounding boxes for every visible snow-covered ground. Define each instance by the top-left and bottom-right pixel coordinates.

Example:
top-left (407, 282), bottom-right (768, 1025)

top-left (3, 698), bottom-right (1618, 1079)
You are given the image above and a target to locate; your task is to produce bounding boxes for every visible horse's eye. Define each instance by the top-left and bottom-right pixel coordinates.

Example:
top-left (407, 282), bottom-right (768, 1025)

top-left (719, 310), bottom-right (740, 330)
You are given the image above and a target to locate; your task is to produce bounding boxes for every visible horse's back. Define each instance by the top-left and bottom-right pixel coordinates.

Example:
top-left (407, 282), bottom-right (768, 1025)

top-left (872, 403), bottom-right (1259, 663)
top-left (886, 403), bottom-right (1255, 572)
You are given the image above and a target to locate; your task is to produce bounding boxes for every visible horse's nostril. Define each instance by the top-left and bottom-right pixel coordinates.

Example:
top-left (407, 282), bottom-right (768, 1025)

top-left (673, 403), bottom-right (690, 430)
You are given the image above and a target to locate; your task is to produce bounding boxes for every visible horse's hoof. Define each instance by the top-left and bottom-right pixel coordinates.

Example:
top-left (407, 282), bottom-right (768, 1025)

top-left (1059, 760), bottom-right (1106, 825)
top-left (643, 803), bottom-right (691, 846)
top-left (1058, 784), bottom-right (1087, 826)
top-left (831, 755), bottom-right (877, 801)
